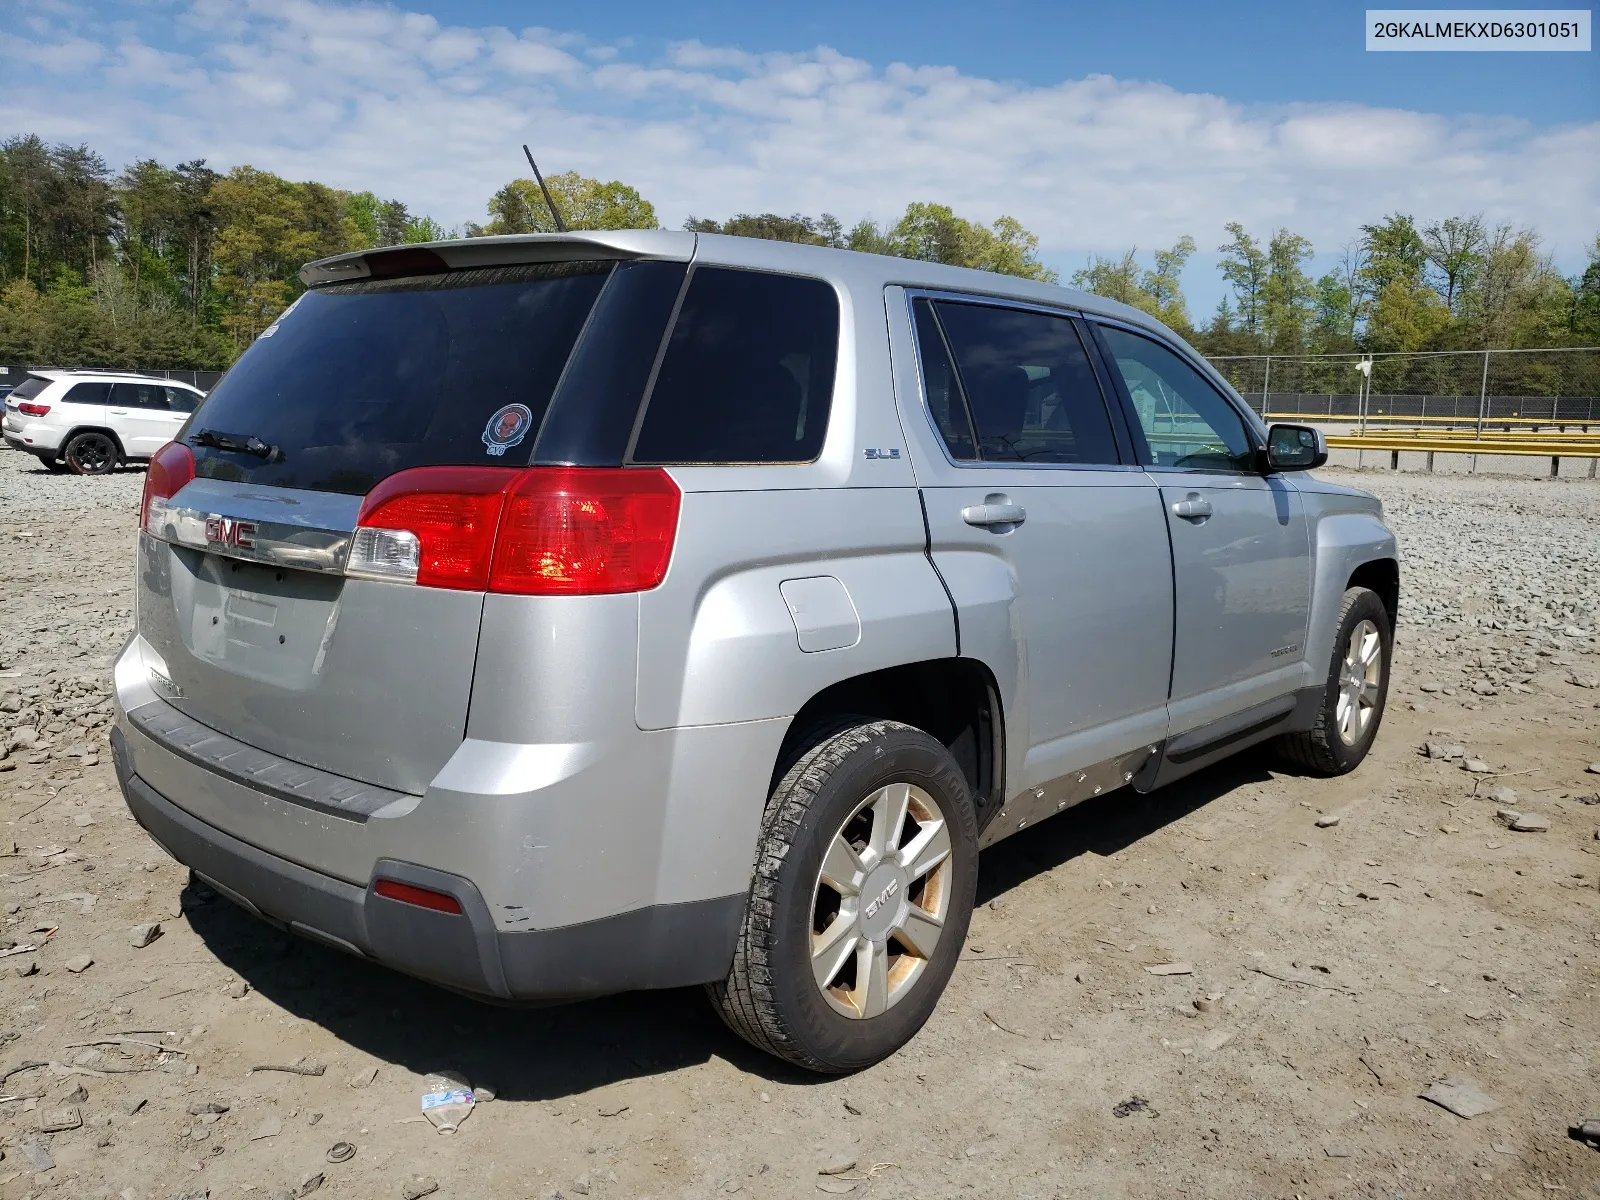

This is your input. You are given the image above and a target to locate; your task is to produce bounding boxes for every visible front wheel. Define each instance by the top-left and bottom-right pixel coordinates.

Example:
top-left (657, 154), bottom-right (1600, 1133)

top-left (708, 719), bottom-right (978, 1074)
top-left (1276, 586), bottom-right (1392, 775)
top-left (63, 432), bottom-right (119, 475)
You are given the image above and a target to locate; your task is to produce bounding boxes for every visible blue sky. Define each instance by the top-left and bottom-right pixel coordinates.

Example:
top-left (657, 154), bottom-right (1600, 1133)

top-left (3, 0), bottom-right (1596, 317)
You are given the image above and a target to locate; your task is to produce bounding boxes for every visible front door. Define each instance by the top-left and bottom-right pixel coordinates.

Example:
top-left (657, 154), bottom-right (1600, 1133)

top-left (895, 294), bottom-right (1174, 823)
top-left (110, 381), bottom-right (184, 456)
top-left (1092, 323), bottom-right (1312, 735)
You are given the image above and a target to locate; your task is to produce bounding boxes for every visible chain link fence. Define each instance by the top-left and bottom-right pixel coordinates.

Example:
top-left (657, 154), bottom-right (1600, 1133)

top-left (1207, 346), bottom-right (1600, 425)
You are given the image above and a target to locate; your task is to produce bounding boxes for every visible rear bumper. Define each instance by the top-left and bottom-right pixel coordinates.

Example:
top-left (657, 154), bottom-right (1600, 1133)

top-left (112, 726), bottom-right (744, 1002)
top-left (3, 420), bottom-right (62, 453)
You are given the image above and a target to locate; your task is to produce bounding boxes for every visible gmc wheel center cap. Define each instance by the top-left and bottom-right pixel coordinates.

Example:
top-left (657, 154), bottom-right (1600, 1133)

top-left (859, 863), bottom-right (909, 940)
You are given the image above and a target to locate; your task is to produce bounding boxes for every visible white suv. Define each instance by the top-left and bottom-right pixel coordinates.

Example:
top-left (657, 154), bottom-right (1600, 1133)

top-left (2, 370), bottom-right (206, 475)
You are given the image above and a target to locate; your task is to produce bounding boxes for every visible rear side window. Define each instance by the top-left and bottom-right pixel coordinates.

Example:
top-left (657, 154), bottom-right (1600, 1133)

top-left (186, 261), bottom-right (611, 494)
top-left (9, 376), bottom-right (50, 401)
top-left (923, 301), bottom-right (1120, 465)
top-left (630, 267), bottom-right (839, 465)
top-left (912, 300), bottom-right (977, 460)
top-left (64, 382), bottom-right (112, 405)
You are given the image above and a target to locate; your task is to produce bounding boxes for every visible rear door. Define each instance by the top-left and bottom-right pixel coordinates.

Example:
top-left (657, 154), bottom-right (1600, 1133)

top-left (894, 293), bottom-right (1173, 826)
top-left (1090, 322), bottom-right (1311, 734)
top-left (136, 260), bottom-right (616, 793)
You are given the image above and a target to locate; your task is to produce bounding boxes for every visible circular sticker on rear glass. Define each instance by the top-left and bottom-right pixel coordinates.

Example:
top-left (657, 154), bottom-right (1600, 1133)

top-left (481, 403), bottom-right (534, 457)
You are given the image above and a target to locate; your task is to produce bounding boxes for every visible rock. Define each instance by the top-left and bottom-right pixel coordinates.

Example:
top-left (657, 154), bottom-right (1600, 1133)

top-left (1462, 758), bottom-right (1492, 774)
top-left (1567, 672), bottom-right (1599, 689)
top-left (1315, 814), bottom-right (1341, 828)
top-left (1145, 962), bottom-right (1193, 975)
top-left (250, 1116), bottom-right (283, 1140)
top-left (472, 1083), bottom-right (495, 1103)
top-left (130, 922), bottom-right (162, 948)
top-left (124, 1096), bottom-right (147, 1116)
top-left (188, 1101), bottom-right (229, 1116)
top-left (60, 1083), bottom-right (88, 1103)
top-left (19, 1137), bottom-right (55, 1171)
top-left (297, 1172), bottom-right (325, 1197)
top-left (347, 1064), bottom-right (379, 1088)
top-left (1419, 1076), bottom-right (1501, 1119)
top-left (1487, 786), bottom-right (1518, 805)
top-left (401, 1179), bottom-right (440, 1200)
top-left (572, 1173), bottom-right (591, 1196)
top-left (1587, 763), bottom-right (1600, 775)
top-left (63, 954), bottom-right (93, 973)
top-left (1510, 813), bottom-right (1550, 833)
top-left (819, 1159), bottom-right (857, 1176)
top-left (227, 979), bottom-right (251, 999)
top-left (15, 960), bottom-right (39, 977)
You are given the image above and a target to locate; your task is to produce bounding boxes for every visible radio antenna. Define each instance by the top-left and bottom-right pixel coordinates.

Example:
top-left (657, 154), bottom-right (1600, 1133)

top-left (522, 145), bottom-right (568, 233)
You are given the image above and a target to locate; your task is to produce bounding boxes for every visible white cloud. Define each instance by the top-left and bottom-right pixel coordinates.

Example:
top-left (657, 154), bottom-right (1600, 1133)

top-left (1, 0), bottom-right (1595, 270)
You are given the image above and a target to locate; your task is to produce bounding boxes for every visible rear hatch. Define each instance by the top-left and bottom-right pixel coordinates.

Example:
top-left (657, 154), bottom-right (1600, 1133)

top-left (134, 256), bottom-right (631, 794)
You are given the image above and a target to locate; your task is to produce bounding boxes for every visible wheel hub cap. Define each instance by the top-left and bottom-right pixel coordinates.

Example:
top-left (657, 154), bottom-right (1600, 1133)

top-left (809, 782), bottom-right (953, 1020)
top-left (1336, 618), bottom-right (1383, 745)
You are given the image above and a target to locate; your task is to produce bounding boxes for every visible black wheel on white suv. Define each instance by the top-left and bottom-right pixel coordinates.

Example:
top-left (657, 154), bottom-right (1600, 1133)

top-left (1276, 586), bottom-right (1392, 775)
top-left (709, 719), bottom-right (979, 1074)
top-left (63, 432), bottom-right (119, 475)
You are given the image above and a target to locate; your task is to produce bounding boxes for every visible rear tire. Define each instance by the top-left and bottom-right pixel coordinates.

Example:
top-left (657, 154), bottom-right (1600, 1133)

top-left (708, 719), bottom-right (978, 1074)
top-left (1276, 586), bottom-right (1391, 775)
top-left (63, 432), bottom-right (119, 476)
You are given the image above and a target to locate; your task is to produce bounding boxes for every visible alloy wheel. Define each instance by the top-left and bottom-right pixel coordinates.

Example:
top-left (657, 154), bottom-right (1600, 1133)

top-left (1336, 618), bottom-right (1383, 745)
top-left (810, 781), bottom-right (953, 1019)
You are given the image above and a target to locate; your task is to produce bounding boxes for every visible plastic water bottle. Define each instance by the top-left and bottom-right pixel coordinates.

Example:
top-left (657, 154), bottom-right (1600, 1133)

top-left (420, 1071), bottom-right (474, 1134)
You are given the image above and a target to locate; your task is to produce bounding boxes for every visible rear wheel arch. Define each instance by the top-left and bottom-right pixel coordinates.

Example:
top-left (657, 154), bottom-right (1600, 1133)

top-left (779, 658), bottom-right (1005, 831)
top-left (61, 425), bottom-right (128, 459)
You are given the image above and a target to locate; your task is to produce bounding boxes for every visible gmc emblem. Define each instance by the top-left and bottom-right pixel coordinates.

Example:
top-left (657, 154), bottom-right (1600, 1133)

top-left (204, 516), bottom-right (258, 550)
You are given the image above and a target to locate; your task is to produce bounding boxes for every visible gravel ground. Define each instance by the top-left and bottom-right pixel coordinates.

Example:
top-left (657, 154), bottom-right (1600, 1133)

top-left (2, 453), bottom-right (1598, 1200)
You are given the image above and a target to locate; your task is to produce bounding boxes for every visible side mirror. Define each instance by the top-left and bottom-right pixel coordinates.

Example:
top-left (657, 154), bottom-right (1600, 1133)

top-left (1264, 423), bottom-right (1327, 472)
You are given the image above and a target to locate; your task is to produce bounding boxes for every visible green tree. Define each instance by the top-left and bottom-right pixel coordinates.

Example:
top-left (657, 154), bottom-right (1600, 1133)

top-left (1217, 222), bottom-right (1269, 336)
top-left (1070, 236), bottom-right (1195, 330)
top-left (1260, 228), bottom-right (1316, 351)
top-left (472, 172), bottom-right (657, 235)
top-left (1421, 214), bottom-right (1484, 316)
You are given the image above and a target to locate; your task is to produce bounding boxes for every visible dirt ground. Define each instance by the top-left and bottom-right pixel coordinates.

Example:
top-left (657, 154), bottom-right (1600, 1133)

top-left (1, 455), bottom-right (1597, 1200)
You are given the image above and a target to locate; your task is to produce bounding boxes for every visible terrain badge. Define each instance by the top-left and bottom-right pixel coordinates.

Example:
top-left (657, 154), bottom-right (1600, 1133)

top-left (482, 404), bottom-right (534, 457)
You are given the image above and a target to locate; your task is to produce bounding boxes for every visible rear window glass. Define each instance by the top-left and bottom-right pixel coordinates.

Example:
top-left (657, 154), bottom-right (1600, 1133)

top-left (10, 376), bottom-right (50, 401)
top-left (64, 382), bottom-right (113, 405)
top-left (186, 261), bottom-right (613, 494)
top-left (630, 267), bottom-right (838, 465)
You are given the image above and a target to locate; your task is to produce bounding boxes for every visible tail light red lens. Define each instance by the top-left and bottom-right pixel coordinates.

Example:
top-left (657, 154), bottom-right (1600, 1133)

top-left (373, 878), bottom-right (464, 914)
top-left (490, 468), bottom-right (681, 595)
top-left (141, 441), bottom-right (196, 533)
top-left (353, 467), bottom-right (516, 590)
top-left (351, 466), bottom-right (680, 596)
top-left (17, 402), bottom-right (50, 416)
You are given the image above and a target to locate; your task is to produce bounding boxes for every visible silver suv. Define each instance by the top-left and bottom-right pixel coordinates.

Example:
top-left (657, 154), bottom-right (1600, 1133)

top-left (112, 231), bottom-right (1397, 1073)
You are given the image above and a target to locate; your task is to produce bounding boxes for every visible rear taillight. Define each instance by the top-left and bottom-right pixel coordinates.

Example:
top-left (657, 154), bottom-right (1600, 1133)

top-left (373, 878), bottom-right (464, 914)
top-left (17, 402), bottom-right (49, 416)
top-left (350, 466), bottom-right (680, 595)
top-left (141, 442), bottom-right (196, 534)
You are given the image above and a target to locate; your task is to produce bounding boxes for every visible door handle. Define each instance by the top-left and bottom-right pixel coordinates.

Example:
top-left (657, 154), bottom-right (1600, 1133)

top-left (1171, 493), bottom-right (1213, 521)
top-left (962, 502), bottom-right (1027, 528)
top-left (109, 409), bottom-right (129, 415)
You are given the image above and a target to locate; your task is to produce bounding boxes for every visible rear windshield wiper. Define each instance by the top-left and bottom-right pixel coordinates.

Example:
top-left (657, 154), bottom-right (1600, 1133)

top-left (191, 429), bottom-right (285, 463)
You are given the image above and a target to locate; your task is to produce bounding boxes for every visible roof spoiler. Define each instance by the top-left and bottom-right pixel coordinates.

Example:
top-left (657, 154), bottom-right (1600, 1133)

top-left (300, 230), bottom-right (696, 288)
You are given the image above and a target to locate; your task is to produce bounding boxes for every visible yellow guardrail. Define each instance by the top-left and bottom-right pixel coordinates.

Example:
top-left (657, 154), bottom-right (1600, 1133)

top-left (1263, 412), bottom-right (1598, 428)
top-left (1341, 428), bottom-right (1600, 442)
top-left (1323, 433), bottom-right (1600, 477)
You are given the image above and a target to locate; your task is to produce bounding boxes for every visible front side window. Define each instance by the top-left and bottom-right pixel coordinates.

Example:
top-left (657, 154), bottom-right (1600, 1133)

top-left (631, 267), bottom-right (839, 465)
top-left (165, 387), bottom-right (201, 414)
top-left (1097, 326), bottom-right (1254, 472)
top-left (918, 300), bottom-right (1120, 465)
top-left (112, 382), bottom-right (172, 409)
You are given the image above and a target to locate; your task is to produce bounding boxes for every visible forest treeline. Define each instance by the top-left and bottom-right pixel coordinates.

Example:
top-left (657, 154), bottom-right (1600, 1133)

top-left (2, 133), bottom-right (1596, 395)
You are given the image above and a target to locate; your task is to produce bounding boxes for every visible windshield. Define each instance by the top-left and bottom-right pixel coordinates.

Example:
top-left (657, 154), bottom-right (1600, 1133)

top-left (185, 261), bottom-right (613, 495)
